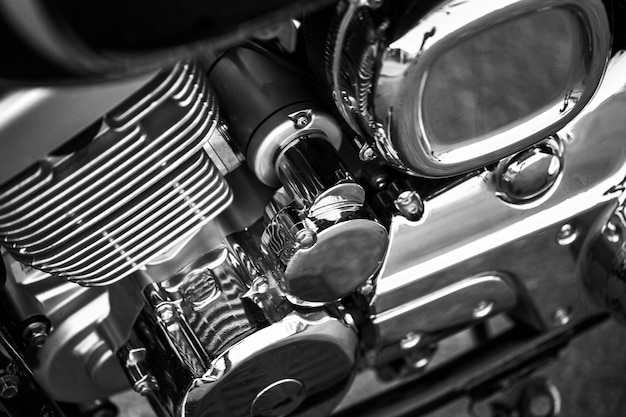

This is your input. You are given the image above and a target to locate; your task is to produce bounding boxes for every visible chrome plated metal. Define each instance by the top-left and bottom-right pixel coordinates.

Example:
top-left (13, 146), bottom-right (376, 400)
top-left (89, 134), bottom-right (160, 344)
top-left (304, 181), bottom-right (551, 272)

top-left (202, 121), bottom-right (244, 176)
top-left (250, 378), bottom-right (305, 417)
top-left (159, 244), bottom-right (257, 360)
top-left (0, 62), bottom-right (232, 286)
top-left (22, 321), bottom-right (49, 348)
top-left (374, 274), bottom-right (517, 345)
top-left (248, 103), bottom-right (343, 186)
top-left (330, 0), bottom-right (611, 177)
top-left (496, 137), bottom-right (564, 204)
top-left (579, 188), bottom-right (626, 323)
top-left (394, 191), bottom-right (424, 221)
top-left (2, 249), bottom-right (145, 402)
top-left (262, 137), bottom-right (388, 303)
top-left (208, 46), bottom-right (343, 185)
top-left (180, 310), bottom-right (358, 417)
top-left (370, 53), bottom-right (626, 351)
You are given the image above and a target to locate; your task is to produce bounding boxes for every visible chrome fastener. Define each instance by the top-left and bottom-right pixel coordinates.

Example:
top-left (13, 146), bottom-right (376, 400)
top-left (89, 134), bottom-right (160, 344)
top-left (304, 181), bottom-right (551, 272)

top-left (22, 321), bottom-right (49, 348)
top-left (472, 300), bottom-right (494, 319)
top-left (0, 374), bottom-right (19, 399)
top-left (399, 332), bottom-right (421, 350)
top-left (394, 191), bottom-right (424, 221)
top-left (288, 110), bottom-right (313, 129)
top-left (295, 229), bottom-right (317, 249)
top-left (556, 223), bottom-right (578, 246)
top-left (359, 145), bottom-right (377, 161)
top-left (552, 307), bottom-right (572, 326)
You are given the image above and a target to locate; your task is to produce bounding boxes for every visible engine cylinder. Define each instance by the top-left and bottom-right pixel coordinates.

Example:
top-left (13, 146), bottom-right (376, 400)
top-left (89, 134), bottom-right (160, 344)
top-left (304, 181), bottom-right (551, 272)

top-left (0, 62), bottom-right (232, 286)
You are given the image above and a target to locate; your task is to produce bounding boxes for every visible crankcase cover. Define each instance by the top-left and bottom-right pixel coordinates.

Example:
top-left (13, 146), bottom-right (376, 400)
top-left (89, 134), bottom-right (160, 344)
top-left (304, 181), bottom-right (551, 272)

top-left (180, 311), bottom-right (357, 417)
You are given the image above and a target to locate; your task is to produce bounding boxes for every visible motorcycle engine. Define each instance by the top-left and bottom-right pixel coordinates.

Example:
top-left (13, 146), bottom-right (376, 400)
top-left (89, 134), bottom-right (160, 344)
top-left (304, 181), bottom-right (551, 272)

top-left (0, 0), bottom-right (619, 416)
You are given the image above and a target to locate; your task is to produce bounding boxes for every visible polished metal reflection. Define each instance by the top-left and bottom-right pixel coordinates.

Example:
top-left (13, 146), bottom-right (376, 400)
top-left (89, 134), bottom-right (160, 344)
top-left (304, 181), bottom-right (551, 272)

top-left (371, 53), bottom-right (626, 349)
top-left (262, 137), bottom-right (388, 303)
top-left (180, 311), bottom-right (358, 417)
top-left (331, 0), bottom-right (610, 177)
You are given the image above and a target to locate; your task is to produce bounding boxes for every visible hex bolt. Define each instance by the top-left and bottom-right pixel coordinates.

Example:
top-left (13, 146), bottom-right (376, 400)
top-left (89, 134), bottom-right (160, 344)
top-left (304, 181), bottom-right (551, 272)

top-left (288, 110), bottom-right (312, 129)
top-left (552, 307), bottom-right (571, 325)
top-left (399, 332), bottom-right (421, 350)
top-left (359, 145), bottom-right (377, 161)
top-left (23, 321), bottom-right (49, 348)
top-left (394, 191), bottom-right (424, 221)
top-left (0, 374), bottom-right (19, 399)
top-left (604, 221), bottom-right (621, 243)
top-left (473, 300), bottom-right (495, 319)
top-left (556, 223), bottom-right (577, 246)
top-left (295, 229), bottom-right (317, 249)
top-left (155, 303), bottom-right (176, 324)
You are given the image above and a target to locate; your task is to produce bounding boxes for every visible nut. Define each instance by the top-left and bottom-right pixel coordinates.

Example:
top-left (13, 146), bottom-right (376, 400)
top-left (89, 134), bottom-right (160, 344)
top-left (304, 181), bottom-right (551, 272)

top-left (0, 375), bottom-right (19, 399)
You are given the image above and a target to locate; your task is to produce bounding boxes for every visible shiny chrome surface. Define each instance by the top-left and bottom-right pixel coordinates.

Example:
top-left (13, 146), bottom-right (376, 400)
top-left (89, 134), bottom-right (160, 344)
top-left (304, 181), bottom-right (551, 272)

top-left (159, 244), bottom-right (256, 360)
top-left (373, 274), bottom-right (518, 345)
top-left (208, 46), bottom-right (343, 186)
top-left (2, 249), bottom-right (144, 402)
top-left (0, 62), bottom-right (232, 286)
top-left (181, 310), bottom-right (358, 417)
top-left (579, 193), bottom-right (626, 323)
top-left (262, 137), bottom-right (388, 303)
top-left (250, 103), bottom-right (343, 186)
top-left (496, 137), bottom-right (564, 203)
top-left (331, 0), bottom-right (610, 177)
top-left (370, 53), bottom-right (626, 349)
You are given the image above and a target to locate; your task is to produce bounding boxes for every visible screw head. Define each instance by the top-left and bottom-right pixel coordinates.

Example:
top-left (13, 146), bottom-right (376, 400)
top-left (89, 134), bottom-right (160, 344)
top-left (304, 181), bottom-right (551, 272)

top-left (552, 307), bottom-right (571, 325)
top-left (472, 300), bottom-right (494, 319)
top-left (399, 332), bottom-right (421, 350)
top-left (289, 110), bottom-right (312, 129)
top-left (394, 191), bottom-right (424, 221)
top-left (556, 223), bottom-right (577, 246)
top-left (23, 322), bottom-right (49, 348)
top-left (604, 221), bottom-right (621, 243)
top-left (359, 145), bottom-right (377, 161)
top-left (295, 229), bottom-right (317, 249)
top-left (155, 303), bottom-right (176, 324)
top-left (0, 375), bottom-right (19, 399)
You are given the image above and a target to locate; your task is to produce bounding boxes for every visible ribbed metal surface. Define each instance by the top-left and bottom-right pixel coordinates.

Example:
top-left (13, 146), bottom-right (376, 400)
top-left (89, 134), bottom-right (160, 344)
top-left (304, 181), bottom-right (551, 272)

top-left (0, 62), bottom-right (232, 286)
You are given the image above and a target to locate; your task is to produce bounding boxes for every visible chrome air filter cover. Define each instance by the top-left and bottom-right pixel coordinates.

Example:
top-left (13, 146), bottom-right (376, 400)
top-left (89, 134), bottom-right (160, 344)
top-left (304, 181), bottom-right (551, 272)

top-left (332, 0), bottom-right (611, 177)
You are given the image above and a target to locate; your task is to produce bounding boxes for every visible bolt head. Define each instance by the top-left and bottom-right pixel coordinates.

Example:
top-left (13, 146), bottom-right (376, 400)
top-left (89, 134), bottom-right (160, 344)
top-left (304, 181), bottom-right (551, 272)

top-left (399, 332), bottom-right (421, 350)
top-left (394, 191), bottom-right (424, 220)
top-left (23, 322), bottom-right (49, 348)
top-left (556, 223), bottom-right (577, 246)
top-left (0, 375), bottom-right (19, 399)
top-left (472, 300), bottom-right (494, 319)
top-left (295, 229), bottom-right (317, 249)
top-left (359, 145), bottom-right (376, 161)
top-left (552, 307), bottom-right (571, 325)
top-left (156, 304), bottom-right (176, 324)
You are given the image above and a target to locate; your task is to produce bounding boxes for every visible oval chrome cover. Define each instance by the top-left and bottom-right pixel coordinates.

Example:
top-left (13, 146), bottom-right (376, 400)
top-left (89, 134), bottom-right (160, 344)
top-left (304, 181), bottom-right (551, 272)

top-left (333, 0), bottom-right (610, 177)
